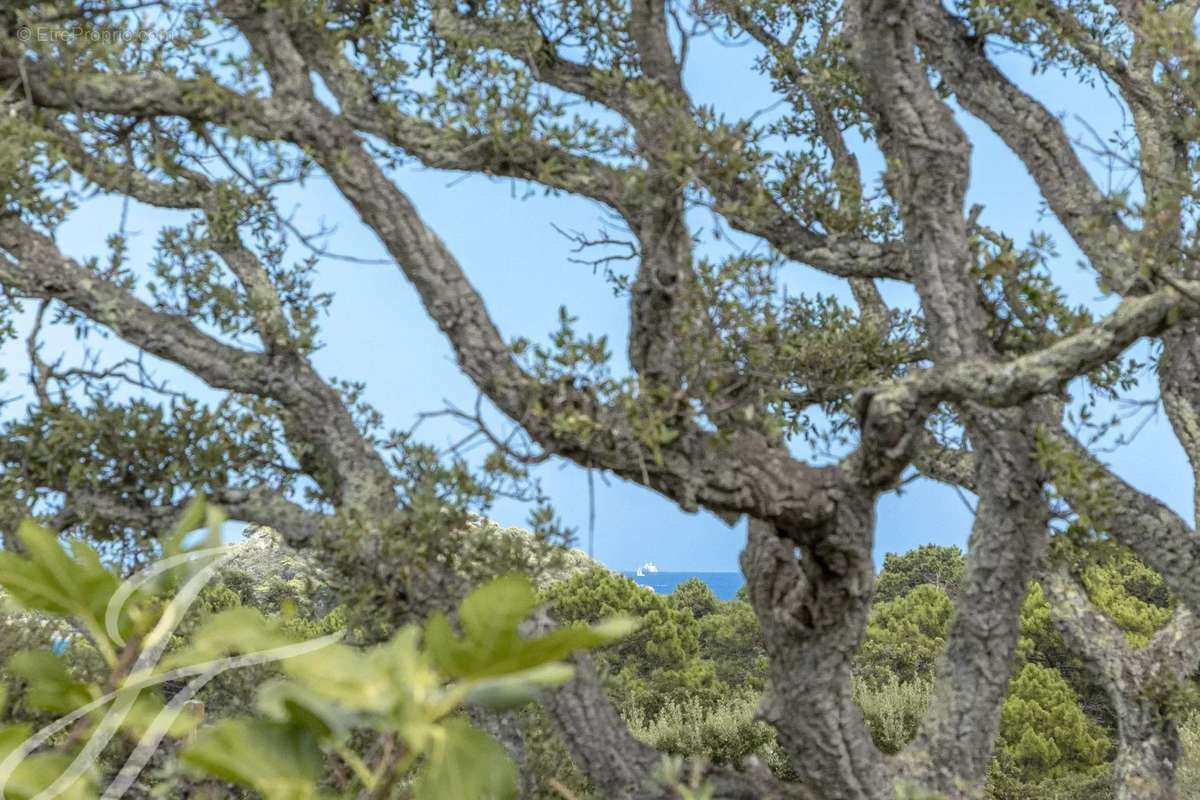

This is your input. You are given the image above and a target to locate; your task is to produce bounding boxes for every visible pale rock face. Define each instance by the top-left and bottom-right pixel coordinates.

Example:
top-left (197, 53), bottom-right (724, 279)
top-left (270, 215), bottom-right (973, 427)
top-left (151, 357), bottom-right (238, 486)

top-left (236, 520), bottom-right (599, 602)
top-left (222, 525), bottom-right (339, 617)
top-left (451, 518), bottom-right (600, 590)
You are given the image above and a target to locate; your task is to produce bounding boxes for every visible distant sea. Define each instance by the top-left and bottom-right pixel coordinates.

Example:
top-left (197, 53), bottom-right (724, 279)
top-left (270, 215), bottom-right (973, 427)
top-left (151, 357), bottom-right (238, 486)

top-left (620, 571), bottom-right (745, 600)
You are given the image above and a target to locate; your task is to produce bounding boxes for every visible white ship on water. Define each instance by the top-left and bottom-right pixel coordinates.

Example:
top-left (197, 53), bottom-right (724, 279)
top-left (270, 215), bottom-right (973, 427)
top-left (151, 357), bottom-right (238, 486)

top-left (634, 561), bottom-right (659, 577)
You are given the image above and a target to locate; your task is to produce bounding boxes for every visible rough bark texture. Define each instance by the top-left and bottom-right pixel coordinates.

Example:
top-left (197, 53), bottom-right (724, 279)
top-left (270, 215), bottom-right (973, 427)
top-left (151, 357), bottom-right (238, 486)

top-left (1041, 569), bottom-right (1200, 799)
top-left (1160, 322), bottom-right (1200, 524)
top-left (743, 509), bottom-right (888, 800)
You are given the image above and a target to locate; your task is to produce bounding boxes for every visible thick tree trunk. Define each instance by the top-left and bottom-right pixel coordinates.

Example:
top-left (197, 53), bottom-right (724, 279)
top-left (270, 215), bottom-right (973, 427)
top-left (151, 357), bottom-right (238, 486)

top-left (540, 655), bottom-right (662, 799)
top-left (1160, 322), bottom-right (1200, 526)
top-left (1112, 707), bottom-right (1179, 800)
top-left (914, 409), bottom-right (1047, 796)
top-left (852, 1), bottom-right (1052, 793)
top-left (742, 497), bottom-right (891, 800)
top-left (1042, 571), bottom-right (1200, 800)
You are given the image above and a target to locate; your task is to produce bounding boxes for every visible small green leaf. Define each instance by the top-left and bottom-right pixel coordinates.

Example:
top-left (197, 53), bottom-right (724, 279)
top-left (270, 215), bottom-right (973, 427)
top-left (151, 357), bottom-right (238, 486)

top-left (0, 522), bottom-right (119, 642)
top-left (0, 725), bottom-right (96, 800)
top-left (181, 718), bottom-right (322, 800)
top-left (256, 680), bottom-right (357, 741)
top-left (162, 607), bottom-right (292, 669)
top-left (423, 612), bottom-right (471, 676)
top-left (412, 719), bottom-right (516, 800)
top-left (7, 651), bottom-right (95, 714)
top-left (283, 627), bottom-right (437, 720)
top-left (160, 495), bottom-right (209, 559)
top-left (120, 693), bottom-right (204, 739)
top-left (464, 663), bottom-right (576, 711)
top-left (203, 503), bottom-right (227, 550)
top-left (458, 574), bottom-right (538, 649)
top-left (426, 574), bottom-right (637, 680)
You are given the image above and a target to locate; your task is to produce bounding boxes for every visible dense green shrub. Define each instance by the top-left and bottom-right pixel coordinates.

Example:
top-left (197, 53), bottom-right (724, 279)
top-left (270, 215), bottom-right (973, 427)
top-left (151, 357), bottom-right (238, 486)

top-left (626, 691), bottom-right (796, 780)
top-left (856, 584), bottom-right (953, 686)
top-left (544, 569), bottom-right (699, 667)
top-left (544, 568), bottom-right (722, 715)
top-left (1080, 550), bottom-right (1172, 649)
top-left (852, 676), bottom-right (933, 754)
top-left (627, 693), bottom-right (774, 767)
top-left (696, 599), bottom-right (768, 692)
top-left (585, 544), bottom-right (1167, 794)
top-left (990, 663), bottom-right (1111, 788)
top-left (671, 577), bottom-right (719, 619)
top-left (984, 770), bottom-right (1114, 800)
top-left (874, 545), bottom-right (964, 602)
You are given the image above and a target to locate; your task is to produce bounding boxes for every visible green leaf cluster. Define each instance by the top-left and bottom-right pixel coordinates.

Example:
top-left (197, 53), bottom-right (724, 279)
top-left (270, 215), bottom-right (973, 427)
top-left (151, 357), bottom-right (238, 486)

top-left (991, 664), bottom-right (1110, 784)
top-left (178, 573), bottom-right (632, 800)
top-left (0, 501), bottom-right (633, 800)
top-left (874, 545), bottom-right (964, 603)
top-left (544, 568), bottom-right (726, 715)
top-left (856, 584), bottom-right (954, 686)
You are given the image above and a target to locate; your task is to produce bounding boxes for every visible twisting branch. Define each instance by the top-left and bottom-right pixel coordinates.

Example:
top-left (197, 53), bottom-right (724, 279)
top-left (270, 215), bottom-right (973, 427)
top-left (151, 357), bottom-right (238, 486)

top-left (429, 0), bottom-right (915, 282)
top-left (854, 3), bottom-right (1051, 796)
top-left (414, 395), bottom-right (551, 466)
top-left (44, 487), bottom-right (330, 548)
top-left (1040, 563), bottom-right (1200, 798)
top-left (0, 215), bottom-right (396, 516)
top-left (1041, 425), bottom-right (1200, 616)
top-left (910, 0), bottom-right (1138, 292)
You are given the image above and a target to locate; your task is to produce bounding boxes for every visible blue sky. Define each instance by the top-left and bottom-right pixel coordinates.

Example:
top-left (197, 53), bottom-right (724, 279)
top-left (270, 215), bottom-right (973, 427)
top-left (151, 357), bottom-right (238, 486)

top-left (3, 30), bottom-right (1193, 571)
